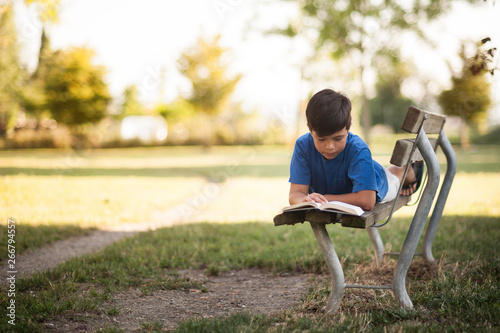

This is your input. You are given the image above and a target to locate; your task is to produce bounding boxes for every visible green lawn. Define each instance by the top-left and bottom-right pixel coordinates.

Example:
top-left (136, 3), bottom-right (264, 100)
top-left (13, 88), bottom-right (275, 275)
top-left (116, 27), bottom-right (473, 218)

top-left (1, 144), bottom-right (499, 254)
top-left (1, 143), bottom-right (499, 332)
top-left (0, 146), bottom-right (292, 259)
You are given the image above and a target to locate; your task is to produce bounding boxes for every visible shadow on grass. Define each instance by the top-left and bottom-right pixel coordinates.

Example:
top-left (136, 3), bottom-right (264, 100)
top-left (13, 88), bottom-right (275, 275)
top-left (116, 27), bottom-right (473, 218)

top-left (454, 162), bottom-right (500, 173)
top-left (0, 164), bottom-right (289, 178)
top-left (2, 161), bottom-right (499, 178)
top-left (0, 223), bottom-right (96, 261)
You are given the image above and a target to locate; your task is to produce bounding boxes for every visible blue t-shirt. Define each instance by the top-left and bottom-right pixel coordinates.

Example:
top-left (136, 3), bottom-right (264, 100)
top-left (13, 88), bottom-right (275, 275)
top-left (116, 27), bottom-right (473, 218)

top-left (289, 132), bottom-right (388, 202)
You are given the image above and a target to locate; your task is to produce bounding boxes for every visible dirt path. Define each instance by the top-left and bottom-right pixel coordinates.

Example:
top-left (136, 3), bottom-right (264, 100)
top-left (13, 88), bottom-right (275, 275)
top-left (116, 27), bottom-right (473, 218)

top-left (1, 192), bottom-right (313, 331)
top-left (48, 269), bottom-right (313, 332)
top-left (0, 202), bottom-right (191, 281)
top-left (0, 229), bottom-right (135, 281)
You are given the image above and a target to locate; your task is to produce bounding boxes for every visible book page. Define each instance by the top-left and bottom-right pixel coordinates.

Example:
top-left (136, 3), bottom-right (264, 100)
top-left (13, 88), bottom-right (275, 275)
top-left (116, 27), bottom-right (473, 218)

top-left (281, 201), bottom-right (320, 212)
top-left (280, 201), bottom-right (363, 216)
top-left (320, 201), bottom-right (364, 216)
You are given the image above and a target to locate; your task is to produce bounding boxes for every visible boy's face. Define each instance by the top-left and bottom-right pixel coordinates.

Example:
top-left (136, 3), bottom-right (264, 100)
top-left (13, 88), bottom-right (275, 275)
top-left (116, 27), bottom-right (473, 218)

top-left (310, 127), bottom-right (348, 160)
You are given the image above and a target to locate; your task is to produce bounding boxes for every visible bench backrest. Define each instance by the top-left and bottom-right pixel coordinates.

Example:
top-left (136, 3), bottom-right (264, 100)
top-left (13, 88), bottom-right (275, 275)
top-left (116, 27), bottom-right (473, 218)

top-left (401, 106), bottom-right (446, 134)
top-left (390, 107), bottom-right (445, 166)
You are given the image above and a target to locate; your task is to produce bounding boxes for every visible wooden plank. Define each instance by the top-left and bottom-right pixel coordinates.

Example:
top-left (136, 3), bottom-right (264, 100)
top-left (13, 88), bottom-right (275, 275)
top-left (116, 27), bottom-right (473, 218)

top-left (390, 139), bottom-right (421, 167)
top-left (305, 210), bottom-right (341, 224)
top-left (273, 210), bottom-right (307, 226)
top-left (400, 106), bottom-right (445, 134)
top-left (273, 209), bottom-right (341, 226)
top-left (340, 195), bottom-right (412, 229)
top-left (390, 138), bottom-right (437, 166)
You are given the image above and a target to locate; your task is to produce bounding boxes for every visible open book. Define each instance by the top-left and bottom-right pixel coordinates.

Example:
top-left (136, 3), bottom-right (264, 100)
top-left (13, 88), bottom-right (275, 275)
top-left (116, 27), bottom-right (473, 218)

top-left (281, 200), bottom-right (364, 216)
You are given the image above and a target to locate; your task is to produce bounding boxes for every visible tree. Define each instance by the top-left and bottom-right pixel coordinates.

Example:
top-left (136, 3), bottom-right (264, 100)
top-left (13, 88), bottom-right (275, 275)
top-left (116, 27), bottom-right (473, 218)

top-left (280, 0), bottom-right (480, 143)
top-left (369, 85), bottom-right (414, 134)
top-left (44, 47), bottom-right (111, 130)
top-left (369, 53), bottom-right (414, 133)
top-left (20, 0), bottom-right (60, 125)
top-left (155, 99), bottom-right (195, 123)
top-left (118, 85), bottom-right (143, 119)
top-left (0, 3), bottom-right (22, 138)
top-left (21, 29), bottom-right (52, 123)
top-left (438, 39), bottom-right (495, 148)
top-left (178, 35), bottom-right (241, 144)
top-left (24, 0), bottom-right (60, 23)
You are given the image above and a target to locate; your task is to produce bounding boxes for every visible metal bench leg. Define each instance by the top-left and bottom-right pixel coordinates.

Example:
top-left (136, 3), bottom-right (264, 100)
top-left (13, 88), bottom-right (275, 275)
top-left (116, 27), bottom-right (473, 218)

top-left (367, 227), bottom-right (384, 266)
top-left (393, 129), bottom-right (441, 308)
top-left (422, 132), bottom-right (456, 262)
top-left (310, 222), bottom-right (345, 314)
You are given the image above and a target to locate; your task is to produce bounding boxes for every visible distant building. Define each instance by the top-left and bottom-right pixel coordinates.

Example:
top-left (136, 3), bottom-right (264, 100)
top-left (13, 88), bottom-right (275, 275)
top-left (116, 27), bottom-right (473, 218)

top-left (120, 116), bottom-right (167, 144)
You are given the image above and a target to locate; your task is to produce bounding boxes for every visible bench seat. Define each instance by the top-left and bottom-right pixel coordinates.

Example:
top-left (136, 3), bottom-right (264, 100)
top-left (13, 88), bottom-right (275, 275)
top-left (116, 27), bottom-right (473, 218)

top-left (274, 195), bottom-right (411, 229)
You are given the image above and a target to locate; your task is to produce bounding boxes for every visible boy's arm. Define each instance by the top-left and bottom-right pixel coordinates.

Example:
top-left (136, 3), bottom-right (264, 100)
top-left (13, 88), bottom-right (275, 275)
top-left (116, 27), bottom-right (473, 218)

top-left (323, 190), bottom-right (376, 211)
top-left (289, 183), bottom-right (376, 210)
top-left (289, 183), bottom-right (328, 205)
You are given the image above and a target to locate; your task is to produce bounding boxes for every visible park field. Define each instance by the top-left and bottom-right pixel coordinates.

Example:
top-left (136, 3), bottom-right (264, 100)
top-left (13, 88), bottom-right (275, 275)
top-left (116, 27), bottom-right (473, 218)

top-left (0, 143), bottom-right (499, 332)
top-left (1, 144), bottom-right (499, 237)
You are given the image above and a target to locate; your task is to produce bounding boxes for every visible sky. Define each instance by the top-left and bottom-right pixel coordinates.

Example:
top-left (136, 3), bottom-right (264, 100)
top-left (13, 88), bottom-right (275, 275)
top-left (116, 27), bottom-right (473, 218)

top-left (12, 0), bottom-right (500, 125)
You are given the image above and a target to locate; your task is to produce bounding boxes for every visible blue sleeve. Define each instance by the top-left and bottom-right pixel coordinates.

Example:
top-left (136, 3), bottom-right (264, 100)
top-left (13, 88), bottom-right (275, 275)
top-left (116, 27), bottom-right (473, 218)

top-left (289, 139), bottom-right (311, 185)
top-left (348, 148), bottom-right (378, 193)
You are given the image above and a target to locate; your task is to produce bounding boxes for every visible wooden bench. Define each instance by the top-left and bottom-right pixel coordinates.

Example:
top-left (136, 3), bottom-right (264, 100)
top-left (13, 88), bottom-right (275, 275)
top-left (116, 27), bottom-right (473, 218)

top-left (273, 106), bottom-right (457, 314)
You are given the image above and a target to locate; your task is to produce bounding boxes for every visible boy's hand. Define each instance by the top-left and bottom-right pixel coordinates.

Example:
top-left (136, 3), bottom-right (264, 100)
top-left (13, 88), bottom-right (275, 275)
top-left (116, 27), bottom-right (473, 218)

top-left (304, 192), bottom-right (328, 203)
top-left (289, 184), bottom-right (328, 205)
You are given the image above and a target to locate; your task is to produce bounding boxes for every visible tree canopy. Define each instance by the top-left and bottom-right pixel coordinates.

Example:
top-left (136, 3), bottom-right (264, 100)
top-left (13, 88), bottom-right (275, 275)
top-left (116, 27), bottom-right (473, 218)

top-left (24, 0), bottom-right (60, 23)
top-left (280, 0), bottom-right (481, 142)
top-left (22, 29), bottom-right (52, 121)
top-left (119, 85), bottom-right (143, 119)
top-left (438, 38), bottom-right (495, 147)
top-left (44, 47), bottom-right (111, 128)
top-left (178, 35), bottom-right (241, 117)
top-left (369, 52), bottom-right (414, 132)
top-left (0, 3), bottom-right (22, 137)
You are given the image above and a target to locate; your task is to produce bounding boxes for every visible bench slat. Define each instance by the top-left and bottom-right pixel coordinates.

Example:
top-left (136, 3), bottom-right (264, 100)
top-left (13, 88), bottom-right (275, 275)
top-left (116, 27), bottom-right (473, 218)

top-left (273, 210), bottom-right (341, 226)
top-left (273, 210), bottom-right (307, 226)
top-left (390, 138), bottom-right (437, 166)
top-left (306, 210), bottom-right (341, 224)
top-left (340, 195), bottom-right (411, 228)
top-left (401, 106), bottom-right (445, 134)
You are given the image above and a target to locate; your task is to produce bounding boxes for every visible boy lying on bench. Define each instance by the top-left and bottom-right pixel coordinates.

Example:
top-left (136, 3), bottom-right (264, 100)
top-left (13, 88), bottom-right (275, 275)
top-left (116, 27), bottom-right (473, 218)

top-left (288, 88), bottom-right (423, 211)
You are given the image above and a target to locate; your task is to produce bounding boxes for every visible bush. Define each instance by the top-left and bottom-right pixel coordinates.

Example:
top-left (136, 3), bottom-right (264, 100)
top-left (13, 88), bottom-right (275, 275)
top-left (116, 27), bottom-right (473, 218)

top-left (3, 127), bottom-right (72, 149)
top-left (474, 126), bottom-right (500, 144)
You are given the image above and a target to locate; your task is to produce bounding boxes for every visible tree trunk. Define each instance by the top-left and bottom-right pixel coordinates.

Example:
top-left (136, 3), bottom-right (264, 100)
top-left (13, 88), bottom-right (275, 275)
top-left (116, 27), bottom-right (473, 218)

top-left (460, 117), bottom-right (470, 150)
top-left (359, 66), bottom-right (371, 145)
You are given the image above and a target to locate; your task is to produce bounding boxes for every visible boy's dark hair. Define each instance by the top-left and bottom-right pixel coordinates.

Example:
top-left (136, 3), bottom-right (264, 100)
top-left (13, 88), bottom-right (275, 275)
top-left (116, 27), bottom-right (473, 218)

top-left (306, 89), bottom-right (352, 136)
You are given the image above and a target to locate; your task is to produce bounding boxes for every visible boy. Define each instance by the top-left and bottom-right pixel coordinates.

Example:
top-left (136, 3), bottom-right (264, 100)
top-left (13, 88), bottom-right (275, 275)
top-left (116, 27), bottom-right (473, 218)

top-left (289, 88), bottom-right (421, 211)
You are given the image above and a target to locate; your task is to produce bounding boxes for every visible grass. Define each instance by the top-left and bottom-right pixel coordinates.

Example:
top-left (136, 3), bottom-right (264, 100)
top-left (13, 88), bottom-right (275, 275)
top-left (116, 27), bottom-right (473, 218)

top-left (1, 144), bottom-right (499, 254)
top-left (0, 223), bottom-right (94, 261)
top-left (0, 145), bottom-right (289, 256)
top-left (1, 216), bottom-right (498, 332)
top-left (1, 143), bottom-right (499, 331)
